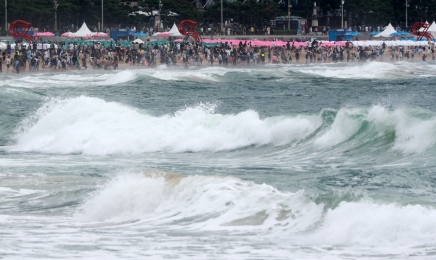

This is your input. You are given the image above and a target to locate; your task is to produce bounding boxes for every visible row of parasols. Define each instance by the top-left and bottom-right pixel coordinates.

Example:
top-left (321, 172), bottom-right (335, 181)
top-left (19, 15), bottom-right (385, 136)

top-left (60, 32), bottom-right (110, 38)
top-left (23, 31), bottom-right (111, 38)
top-left (184, 39), bottom-right (433, 47)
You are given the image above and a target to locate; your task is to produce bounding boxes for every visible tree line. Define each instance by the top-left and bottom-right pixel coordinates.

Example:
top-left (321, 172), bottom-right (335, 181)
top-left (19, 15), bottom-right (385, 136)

top-left (0, 0), bottom-right (434, 33)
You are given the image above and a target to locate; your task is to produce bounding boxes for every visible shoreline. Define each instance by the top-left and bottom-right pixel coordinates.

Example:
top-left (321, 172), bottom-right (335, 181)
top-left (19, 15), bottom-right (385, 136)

top-left (0, 57), bottom-right (429, 75)
top-left (1, 39), bottom-right (431, 74)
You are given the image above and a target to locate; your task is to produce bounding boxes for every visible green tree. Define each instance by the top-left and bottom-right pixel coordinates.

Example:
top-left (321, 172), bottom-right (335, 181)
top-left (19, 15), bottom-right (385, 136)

top-left (203, 0), bottom-right (282, 28)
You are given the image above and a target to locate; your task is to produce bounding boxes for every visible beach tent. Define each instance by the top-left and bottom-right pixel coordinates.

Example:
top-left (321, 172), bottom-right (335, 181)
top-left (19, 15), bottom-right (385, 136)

top-left (374, 23), bottom-right (397, 37)
top-left (68, 22), bottom-right (93, 38)
top-left (168, 23), bottom-right (182, 37)
top-left (428, 21), bottom-right (436, 37)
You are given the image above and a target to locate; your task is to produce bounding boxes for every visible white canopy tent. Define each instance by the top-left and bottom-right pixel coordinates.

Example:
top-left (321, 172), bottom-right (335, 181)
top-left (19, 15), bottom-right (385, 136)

top-left (418, 21), bottom-right (430, 32)
top-left (168, 23), bottom-right (182, 37)
top-left (428, 21), bottom-right (436, 37)
top-left (68, 22), bottom-right (93, 38)
top-left (374, 23), bottom-right (397, 37)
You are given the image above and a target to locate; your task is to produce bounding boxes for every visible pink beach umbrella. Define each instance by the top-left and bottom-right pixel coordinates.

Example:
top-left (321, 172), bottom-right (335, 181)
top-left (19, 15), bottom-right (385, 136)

top-left (154, 32), bottom-right (172, 37)
top-left (93, 32), bottom-right (108, 37)
top-left (35, 32), bottom-right (55, 36)
top-left (61, 32), bottom-right (71, 37)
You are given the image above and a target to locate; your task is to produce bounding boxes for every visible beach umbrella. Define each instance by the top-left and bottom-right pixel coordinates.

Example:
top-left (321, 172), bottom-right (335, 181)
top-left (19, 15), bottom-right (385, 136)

top-left (61, 32), bottom-right (71, 37)
top-left (35, 32), bottom-right (55, 36)
top-left (133, 38), bottom-right (144, 44)
top-left (152, 32), bottom-right (172, 37)
top-left (93, 32), bottom-right (109, 37)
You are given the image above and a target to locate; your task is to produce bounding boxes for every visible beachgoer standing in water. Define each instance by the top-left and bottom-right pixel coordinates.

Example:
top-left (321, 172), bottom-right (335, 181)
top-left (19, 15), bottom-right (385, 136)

top-left (14, 59), bottom-right (20, 74)
top-left (6, 56), bottom-right (10, 73)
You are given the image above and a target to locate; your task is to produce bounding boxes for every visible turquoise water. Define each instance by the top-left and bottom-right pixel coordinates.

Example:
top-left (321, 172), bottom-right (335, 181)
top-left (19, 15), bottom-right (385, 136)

top-left (1, 62), bottom-right (436, 259)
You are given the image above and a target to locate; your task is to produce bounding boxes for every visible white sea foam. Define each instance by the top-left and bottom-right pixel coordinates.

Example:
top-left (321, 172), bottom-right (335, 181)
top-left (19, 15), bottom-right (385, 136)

top-left (11, 96), bottom-right (322, 155)
top-left (366, 105), bottom-right (436, 154)
top-left (149, 70), bottom-right (220, 82)
top-left (0, 70), bottom-right (138, 88)
top-left (147, 66), bottom-right (248, 82)
top-left (294, 62), bottom-right (430, 79)
top-left (306, 200), bottom-right (436, 247)
top-left (76, 172), bottom-right (324, 232)
top-left (76, 172), bottom-right (436, 248)
top-left (0, 187), bottom-right (39, 197)
top-left (10, 96), bottom-right (436, 155)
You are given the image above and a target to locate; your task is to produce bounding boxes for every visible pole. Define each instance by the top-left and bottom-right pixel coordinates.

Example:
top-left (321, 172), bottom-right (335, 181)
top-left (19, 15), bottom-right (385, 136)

top-left (159, 0), bottom-right (162, 31)
top-left (101, 0), bottom-right (103, 32)
top-left (405, 0), bottom-right (408, 29)
top-left (54, 0), bottom-right (58, 32)
top-left (341, 0), bottom-right (344, 29)
top-left (5, 0), bottom-right (7, 33)
top-left (221, 0), bottom-right (223, 35)
top-left (312, 2), bottom-right (318, 33)
top-left (288, 0), bottom-right (290, 30)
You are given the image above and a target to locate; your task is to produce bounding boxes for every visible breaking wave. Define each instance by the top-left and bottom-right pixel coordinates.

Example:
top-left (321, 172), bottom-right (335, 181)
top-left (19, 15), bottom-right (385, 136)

top-left (76, 172), bottom-right (436, 247)
top-left (9, 96), bottom-right (436, 156)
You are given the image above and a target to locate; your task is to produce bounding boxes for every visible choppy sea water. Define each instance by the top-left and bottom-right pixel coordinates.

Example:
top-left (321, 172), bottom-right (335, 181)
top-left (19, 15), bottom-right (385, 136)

top-left (1, 62), bottom-right (436, 259)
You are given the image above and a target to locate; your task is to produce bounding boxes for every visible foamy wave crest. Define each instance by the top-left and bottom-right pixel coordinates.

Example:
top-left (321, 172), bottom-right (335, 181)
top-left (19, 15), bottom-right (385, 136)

top-left (295, 62), bottom-right (427, 79)
top-left (76, 172), bottom-right (323, 232)
top-left (1, 70), bottom-right (138, 88)
top-left (77, 172), bottom-right (436, 247)
top-left (314, 105), bottom-right (436, 154)
top-left (11, 96), bottom-right (321, 155)
top-left (314, 108), bottom-right (364, 149)
top-left (305, 201), bottom-right (436, 246)
top-left (148, 66), bottom-right (243, 82)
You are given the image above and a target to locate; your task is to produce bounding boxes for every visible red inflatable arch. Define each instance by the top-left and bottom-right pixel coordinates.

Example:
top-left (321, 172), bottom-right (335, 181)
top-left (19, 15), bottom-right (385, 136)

top-left (178, 20), bottom-right (202, 42)
top-left (9, 20), bottom-right (35, 42)
top-left (411, 22), bottom-right (434, 41)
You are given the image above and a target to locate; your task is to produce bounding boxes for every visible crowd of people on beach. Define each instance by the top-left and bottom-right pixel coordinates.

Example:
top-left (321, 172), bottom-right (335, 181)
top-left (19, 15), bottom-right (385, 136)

top-left (0, 38), bottom-right (434, 73)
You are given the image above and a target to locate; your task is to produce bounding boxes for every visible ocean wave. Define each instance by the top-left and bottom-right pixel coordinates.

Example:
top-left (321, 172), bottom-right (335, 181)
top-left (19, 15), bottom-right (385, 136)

top-left (76, 172), bottom-right (436, 247)
top-left (2, 62), bottom-right (433, 89)
top-left (76, 172), bottom-right (324, 231)
top-left (292, 61), bottom-right (436, 79)
top-left (8, 97), bottom-right (436, 155)
top-left (10, 96), bottom-right (321, 155)
top-left (0, 70), bottom-right (138, 88)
